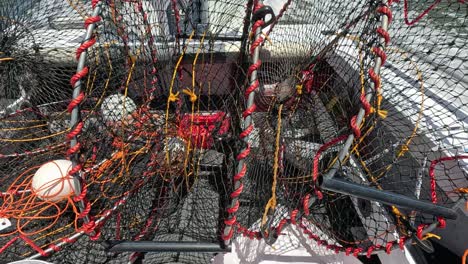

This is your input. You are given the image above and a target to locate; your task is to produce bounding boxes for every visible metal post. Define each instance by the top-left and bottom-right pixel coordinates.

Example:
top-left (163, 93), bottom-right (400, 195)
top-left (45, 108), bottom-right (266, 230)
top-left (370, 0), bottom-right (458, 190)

top-left (324, 0), bottom-right (390, 181)
top-left (105, 241), bottom-right (231, 253)
top-left (321, 177), bottom-right (458, 220)
top-left (222, 0), bottom-right (265, 247)
top-left (69, 3), bottom-right (102, 232)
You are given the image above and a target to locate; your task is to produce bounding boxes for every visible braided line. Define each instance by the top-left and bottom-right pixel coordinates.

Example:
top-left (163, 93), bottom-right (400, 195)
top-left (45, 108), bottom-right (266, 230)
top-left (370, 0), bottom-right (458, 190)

top-left (250, 36), bottom-right (265, 55)
top-left (20, 234), bottom-right (48, 257)
top-left (233, 164), bottom-right (247, 181)
top-left (366, 246), bottom-right (375, 258)
top-left (70, 67), bottom-right (89, 87)
top-left (223, 1), bottom-right (266, 242)
top-left (76, 38), bottom-right (96, 60)
top-left (67, 163), bottom-right (83, 176)
top-left (386, 242), bottom-right (393, 254)
top-left (72, 182), bottom-right (87, 203)
top-left (360, 94), bottom-right (372, 115)
top-left (353, 248), bottom-right (363, 257)
top-left (66, 142), bottom-right (81, 156)
top-left (377, 6), bottom-right (393, 24)
top-left (236, 143), bottom-right (251, 160)
top-left (77, 199), bottom-right (92, 219)
top-left (247, 60), bottom-right (262, 76)
top-left (372, 47), bottom-right (387, 66)
top-left (66, 122), bottom-right (84, 140)
top-left (438, 217), bottom-right (446, 228)
top-left (0, 237), bottom-right (19, 254)
top-left (67, 92), bottom-right (85, 113)
top-left (251, 20), bottom-right (265, 39)
top-left (290, 209), bottom-right (298, 225)
top-left (345, 247), bottom-right (353, 256)
top-left (91, 0), bottom-right (99, 8)
top-left (230, 183), bottom-right (244, 199)
top-left (224, 216), bottom-right (237, 226)
top-left (350, 115), bottom-right (361, 138)
top-left (376, 27), bottom-right (390, 45)
top-left (417, 224), bottom-right (425, 239)
top-left (245, 80), bottom-right (260, 98)
top-left (239, 124), bottom-right (254, 139)
top-left (48, 243), bottom-right (61, 253)
top-left (303, 194), bottom-right (310, 216)
top-left (79, 219), bottom-right (96, 234)
top-left (84, 16), bottom-right (101, 29)
top-left (276, 218), bottom-right (289, 234)
top-left (368, 68), bottom-right (381, 90)
top-left (221, 227), bottom-right (235, 241)
top-left (226, 200), bottom-right (240, 214)
top-left (242, 104), bottom-right (257, 118)
top-left (265, 0), bottom-right (292, 35)
top-left (398, 237), bottom-right (406, 250)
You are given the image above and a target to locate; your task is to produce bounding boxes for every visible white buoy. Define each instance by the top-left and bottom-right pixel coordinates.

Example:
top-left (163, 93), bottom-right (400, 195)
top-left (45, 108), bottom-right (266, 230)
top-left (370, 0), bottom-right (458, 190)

top-left (100, 94), bottom-right (137, 125)
top-left (31, 160), bottom-right (75, 202)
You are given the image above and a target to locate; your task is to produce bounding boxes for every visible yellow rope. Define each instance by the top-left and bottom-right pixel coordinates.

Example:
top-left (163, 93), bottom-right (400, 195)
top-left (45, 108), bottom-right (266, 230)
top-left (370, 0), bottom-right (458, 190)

top-left (165, 30), bottom-right (196, 164)
top-left (422, 233), bottom-right (441, 241)
top-left (182, 31), bottom-right (206, 177)
top-left (262, 104), bottom-right (283, 226)
top-left (182, 89), bottom-right (198, 103)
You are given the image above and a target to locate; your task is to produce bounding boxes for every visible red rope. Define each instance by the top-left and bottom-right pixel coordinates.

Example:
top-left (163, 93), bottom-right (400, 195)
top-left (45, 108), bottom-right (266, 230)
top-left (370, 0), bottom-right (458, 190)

top-left (303, 194), bottom-right (310, 216)
top-left (386, 241), bottom-right (394, 254)
top-left (227, 200), bottom-right (240, 214)
top-left (84, 16), bottom-right (98, 29)
top-left (171, 0), bottom-right (181, 36)
top-left (239, 124), bottom-right (254, 139)
top-left (265, 0), bottom-right (292, 36)
top-left (67, 92), bottom-right (85, 113)
top-left (313, 135), bottom-right (348, 181)
top-left (236, 143), bottom-right (251, 160)
top-left (0, 236), bottom-right (19, 254)
top-left (353, 247), bottom-right (363, 257)
top-left (372, 47), bottom-right (387, 66)
top-left (20, 234), bottom-right (48, 257)
top-left (360, 94), bottom-right (372, 115)
top-left (66, 122), bottom-right (84, 140)
top-left (70, 67), bottom-right (89, 87)
top-left (376, 27), bottom-right (390, 45)
top-left (76, 38), bottom-right (96, 60)
top-left (91, 0), bottom-right (100, 9)
top-left (66, 142), bottom-right (81, 156)
top-left (276, 218), bottom-right (289, 234)
top-left (230, 183), bottom-right (244, 199)
top-left (290, 209), bottom-right (298, 225)
top-left (233, 164), bottom-right (247, 181)
top-left (403, 0), bottom-right (442, 26)
top-left (245, 80), bottom-right (260, 98)
top-left (377, 6), bottom-right (393, 24)
top-left (243, 104), bottom-right (257, 118)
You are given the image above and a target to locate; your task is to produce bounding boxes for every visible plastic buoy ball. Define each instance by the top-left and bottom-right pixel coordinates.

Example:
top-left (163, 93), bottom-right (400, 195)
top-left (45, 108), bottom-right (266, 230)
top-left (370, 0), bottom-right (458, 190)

top-left (31, 160), bottom-right (75, 202)
top-left (101, 94), bottom-right (137, 125)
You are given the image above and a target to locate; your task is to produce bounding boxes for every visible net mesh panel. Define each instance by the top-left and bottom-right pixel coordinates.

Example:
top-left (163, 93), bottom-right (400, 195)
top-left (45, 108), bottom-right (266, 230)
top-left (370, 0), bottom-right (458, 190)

top-left (0, 0), bottom-right (92, 262)
top-left (0, 0), bottom-right (467, 263)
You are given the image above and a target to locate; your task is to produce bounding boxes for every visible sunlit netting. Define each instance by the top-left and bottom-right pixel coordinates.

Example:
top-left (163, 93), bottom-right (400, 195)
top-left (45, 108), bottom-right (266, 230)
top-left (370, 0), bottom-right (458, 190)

top-left (0, 0), bottom-right (467, 263)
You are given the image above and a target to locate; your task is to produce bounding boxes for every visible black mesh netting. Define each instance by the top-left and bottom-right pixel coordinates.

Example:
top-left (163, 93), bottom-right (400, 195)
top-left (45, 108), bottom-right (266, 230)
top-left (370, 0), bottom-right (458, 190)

top-left (0, 0), bottom-right (467, 263)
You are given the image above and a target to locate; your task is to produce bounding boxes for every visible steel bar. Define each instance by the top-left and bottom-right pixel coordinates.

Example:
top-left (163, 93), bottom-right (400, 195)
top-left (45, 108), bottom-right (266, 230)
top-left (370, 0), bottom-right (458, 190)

top-left (105, 241), bottom-right (231, 253)
top-left (321, 177), bottom-right (458, 220)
